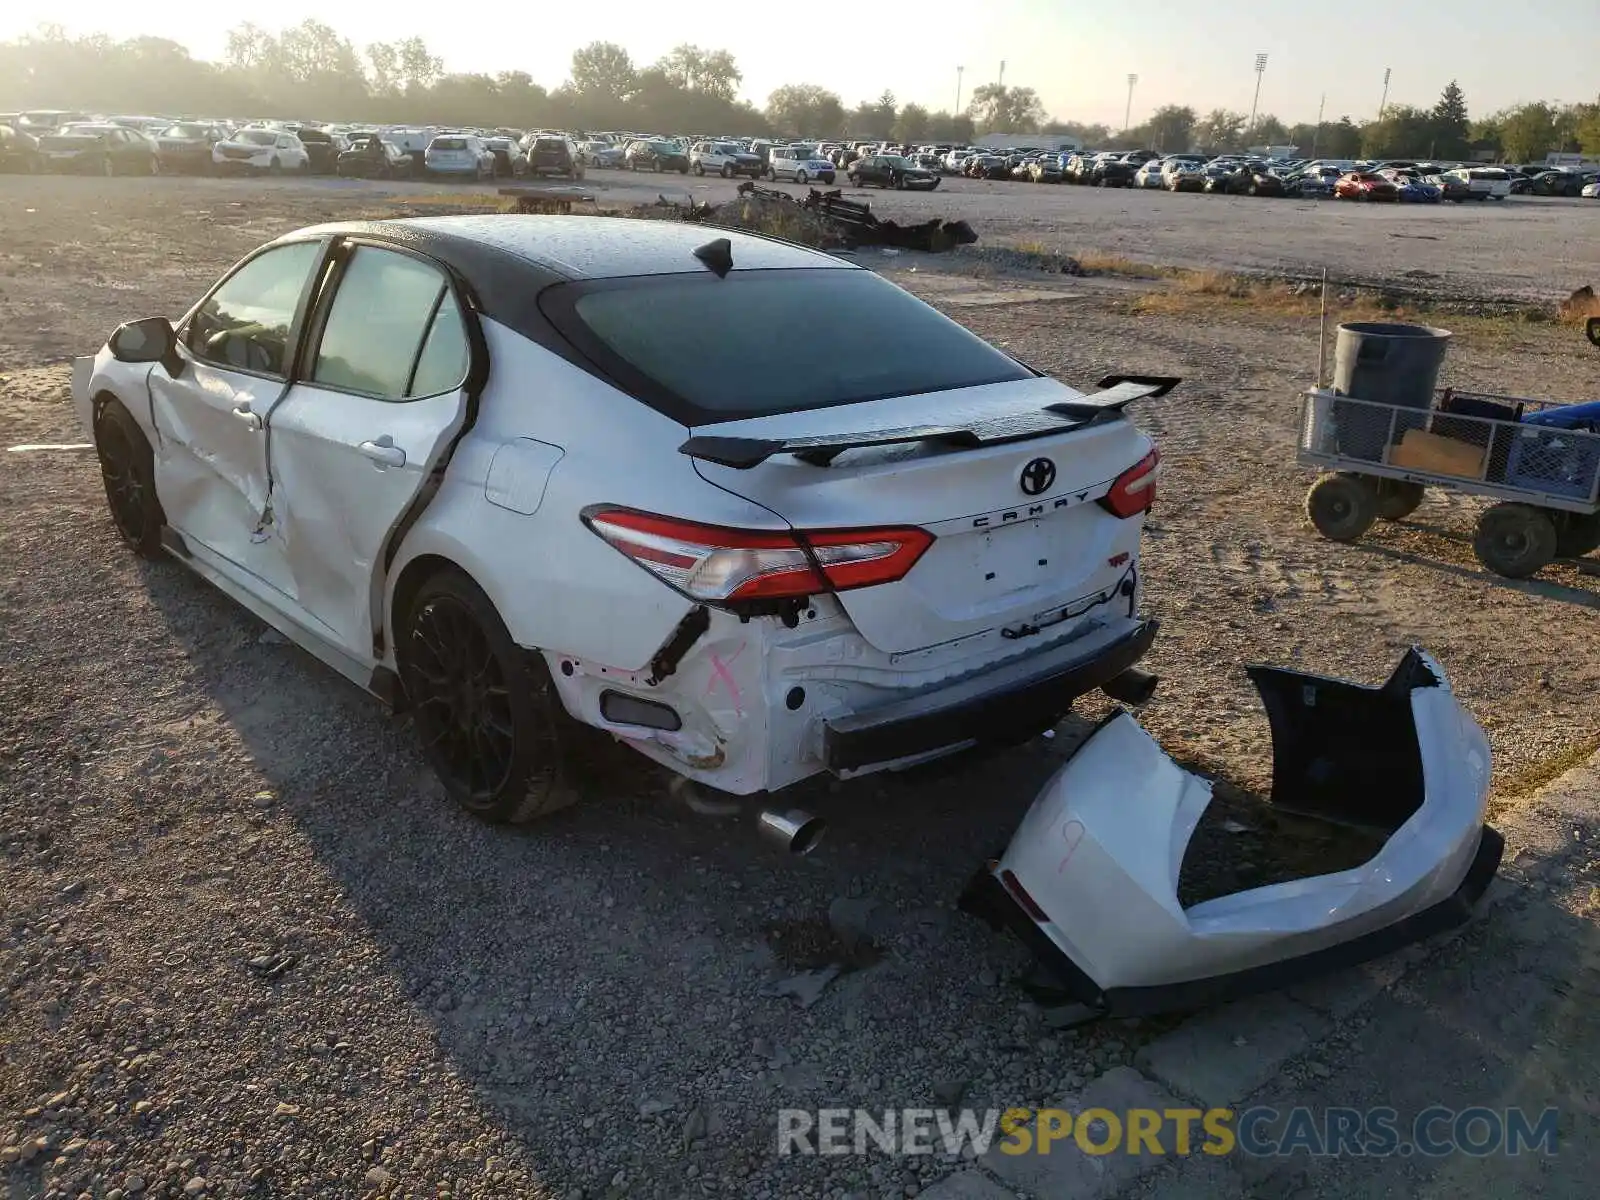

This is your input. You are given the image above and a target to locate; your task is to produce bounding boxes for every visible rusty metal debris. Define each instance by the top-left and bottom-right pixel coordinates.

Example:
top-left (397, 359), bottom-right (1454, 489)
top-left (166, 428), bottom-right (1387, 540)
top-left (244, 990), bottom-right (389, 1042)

top-left (639, 182), bottom-right (978, 254)
top-left (498, 186), bottom-right (597, 214)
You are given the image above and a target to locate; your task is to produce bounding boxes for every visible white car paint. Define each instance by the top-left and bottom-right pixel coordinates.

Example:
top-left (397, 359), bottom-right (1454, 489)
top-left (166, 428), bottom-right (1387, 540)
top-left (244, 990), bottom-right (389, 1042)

top-left (74, 216), bottom-right (1160, 809)
top-left (767, 146), bottom-right (836, 184)
top-left (1133, 162), bottom-right (1166, 189)
top-left (1446, 167), bottom-right (1512, 199)
top-left (425, 134), bottom-right (494, 178)
top-left (211, 128), bottom-right (310, 173)
top-left (988, 650), bottom-right (1496, 1000)
top-left (690, 141), bottom-right (761, 178)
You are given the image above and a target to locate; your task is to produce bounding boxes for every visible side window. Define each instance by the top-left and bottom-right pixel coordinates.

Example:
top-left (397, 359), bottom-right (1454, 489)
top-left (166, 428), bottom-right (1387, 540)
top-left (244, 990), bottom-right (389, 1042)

top-left (311, 247), bottom-right (467, 400)
top-left (188, 241), bottom-right (320, 376)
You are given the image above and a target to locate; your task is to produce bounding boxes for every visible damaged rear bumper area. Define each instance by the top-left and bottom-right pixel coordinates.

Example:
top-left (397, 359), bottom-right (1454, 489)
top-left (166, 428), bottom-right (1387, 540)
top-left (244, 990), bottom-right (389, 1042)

top-left (824, 619), bottom-right (1158, 772)
top-left (961, 648), bottom-right (1502, 1017)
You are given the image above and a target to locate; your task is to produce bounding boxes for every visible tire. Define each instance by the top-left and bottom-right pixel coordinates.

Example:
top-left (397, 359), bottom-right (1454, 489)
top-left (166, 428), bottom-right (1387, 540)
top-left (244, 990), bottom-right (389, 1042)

top-left (767, 168), bottom-right (776, 182)
top-left (398, 567), bottom-right (591, 824)
top-left (1556, 512), bottom-right (1600, 559)
top-left (693, 162), bottom-right (704, 176)
top-left (796, 170), bottom-right (808, 185)
top-left (720, 164), bottom-right (733, 179)
top-left (1305, 473), bottom-right (1377, 542)
top-left (94, 400), bottom-right (165, 557)
top-left (1473, 503), bottom-right (1558, 578)
top-left (1374, 480), bottom-right (1425, 521)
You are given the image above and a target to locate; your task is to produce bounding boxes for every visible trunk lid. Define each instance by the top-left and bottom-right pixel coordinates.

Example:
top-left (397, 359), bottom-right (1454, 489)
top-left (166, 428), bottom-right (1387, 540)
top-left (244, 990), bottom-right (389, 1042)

top-left (688, 378), bottom-right (1153, 656)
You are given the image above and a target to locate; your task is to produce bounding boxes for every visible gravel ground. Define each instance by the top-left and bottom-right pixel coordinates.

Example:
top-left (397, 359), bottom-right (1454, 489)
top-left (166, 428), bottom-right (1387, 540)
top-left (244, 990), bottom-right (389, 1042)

top-left (3, 175), bottom-right (1600, 1200)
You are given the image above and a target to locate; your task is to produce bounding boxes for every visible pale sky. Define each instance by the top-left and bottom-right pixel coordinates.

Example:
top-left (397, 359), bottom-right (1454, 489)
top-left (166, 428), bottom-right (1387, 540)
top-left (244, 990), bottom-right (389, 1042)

top-left (5, 1), bottom-right (1593, 127)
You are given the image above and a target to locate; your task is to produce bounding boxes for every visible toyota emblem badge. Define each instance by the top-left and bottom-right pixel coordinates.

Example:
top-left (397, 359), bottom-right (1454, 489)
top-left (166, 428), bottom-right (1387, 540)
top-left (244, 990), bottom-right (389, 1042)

top-left (1019, 457), bottom-right (1057, 496)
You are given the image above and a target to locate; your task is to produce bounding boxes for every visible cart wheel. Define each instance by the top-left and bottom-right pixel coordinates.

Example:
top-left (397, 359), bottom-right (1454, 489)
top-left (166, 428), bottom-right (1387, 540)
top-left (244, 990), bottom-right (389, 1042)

top-left (1473, 503), bottom-right (1558, 578)
top-left (1306, 473), bottom-right (1377, 542)
top-left (1555, 512), bottom-right (1600, 559)
top-left (1374, 480), bottom-right (1425, 521)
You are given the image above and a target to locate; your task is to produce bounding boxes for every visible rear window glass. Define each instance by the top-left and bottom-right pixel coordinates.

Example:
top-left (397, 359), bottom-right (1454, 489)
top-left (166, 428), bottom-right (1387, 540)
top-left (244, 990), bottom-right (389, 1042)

top-left (238, 130), bottom-right (276, 146)
top-left (551, 269), bottom-right (1031, 422)
top-left (433, 137), bottom-right (467, 150)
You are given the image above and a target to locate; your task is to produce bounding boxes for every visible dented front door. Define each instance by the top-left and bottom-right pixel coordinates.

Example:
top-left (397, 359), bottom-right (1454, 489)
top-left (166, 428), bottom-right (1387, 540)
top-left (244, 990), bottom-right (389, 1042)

top-left (149, 240), bottom-right (324, 599)
top-left (264, 243), bottom-right (472, 658)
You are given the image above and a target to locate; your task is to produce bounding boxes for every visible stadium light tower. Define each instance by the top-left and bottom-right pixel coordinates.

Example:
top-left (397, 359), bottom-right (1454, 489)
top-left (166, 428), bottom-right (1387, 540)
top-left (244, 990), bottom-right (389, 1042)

top-left (955, 65), bottom-right (964, 115)
top-left (1124, 74), bottom-right (1138, 133)
top-left (1247, 53), bottom-right (1269, 138)
top-left (1378, 67), bottom-right (1392, 122)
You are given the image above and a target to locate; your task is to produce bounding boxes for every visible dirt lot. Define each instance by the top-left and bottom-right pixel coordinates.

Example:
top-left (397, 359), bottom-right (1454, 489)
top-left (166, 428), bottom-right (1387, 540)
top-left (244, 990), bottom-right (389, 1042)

top-left (3, 175), bottom-right (1600, 1200)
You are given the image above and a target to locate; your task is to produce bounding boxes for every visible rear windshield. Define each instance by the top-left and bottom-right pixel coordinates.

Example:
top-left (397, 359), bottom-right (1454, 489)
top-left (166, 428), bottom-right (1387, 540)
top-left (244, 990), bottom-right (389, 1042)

top-left (433, 137), bottom-right (467, 150)
top-left (549, 269), bottom-right (1032, 423)
top-left (238, 130), bottom-right (277, 146)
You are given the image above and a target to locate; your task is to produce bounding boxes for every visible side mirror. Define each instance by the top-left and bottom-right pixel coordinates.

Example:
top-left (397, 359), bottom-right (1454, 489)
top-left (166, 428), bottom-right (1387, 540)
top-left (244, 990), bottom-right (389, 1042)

top-left (109, 316), bottom-right (182, 377)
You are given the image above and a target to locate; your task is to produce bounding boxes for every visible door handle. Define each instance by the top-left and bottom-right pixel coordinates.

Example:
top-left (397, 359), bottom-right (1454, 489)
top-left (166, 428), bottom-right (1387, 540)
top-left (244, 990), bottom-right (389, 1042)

top-left (232, 404), bottom-right (262, 430)
top-left (358, 439), bottom-right (407, 468)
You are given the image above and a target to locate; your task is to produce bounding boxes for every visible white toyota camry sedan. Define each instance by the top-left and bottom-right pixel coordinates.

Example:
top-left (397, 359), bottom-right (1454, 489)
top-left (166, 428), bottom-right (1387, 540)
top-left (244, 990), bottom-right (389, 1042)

top-left (74, 216), bottom-right (1166, 824)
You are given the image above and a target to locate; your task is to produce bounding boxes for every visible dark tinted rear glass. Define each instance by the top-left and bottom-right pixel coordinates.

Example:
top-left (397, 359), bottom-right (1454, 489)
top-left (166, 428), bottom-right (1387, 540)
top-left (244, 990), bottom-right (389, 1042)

top-left (550, 269), bottom-right (1031, 423)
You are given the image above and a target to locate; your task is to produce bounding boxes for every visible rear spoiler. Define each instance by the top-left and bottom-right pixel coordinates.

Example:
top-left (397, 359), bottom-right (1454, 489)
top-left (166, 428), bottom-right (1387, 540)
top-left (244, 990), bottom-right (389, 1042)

top-left (678, 375), bottom-right (1180, 469)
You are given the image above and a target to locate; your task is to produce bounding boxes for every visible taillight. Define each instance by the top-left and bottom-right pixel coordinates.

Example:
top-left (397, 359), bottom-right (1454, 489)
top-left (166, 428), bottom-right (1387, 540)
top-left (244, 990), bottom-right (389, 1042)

top-left (582, 508), bottom-right (933, 604)
top-left (1101, 448), bottom-right (1160, 518)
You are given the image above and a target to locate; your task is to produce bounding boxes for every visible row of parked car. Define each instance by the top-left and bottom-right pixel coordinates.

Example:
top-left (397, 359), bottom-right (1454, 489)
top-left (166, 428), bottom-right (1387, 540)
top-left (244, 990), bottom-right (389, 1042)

top-left (922, 145), bottom-right (1600, 202)
top-left (0, 110), bottom-right (598, 181)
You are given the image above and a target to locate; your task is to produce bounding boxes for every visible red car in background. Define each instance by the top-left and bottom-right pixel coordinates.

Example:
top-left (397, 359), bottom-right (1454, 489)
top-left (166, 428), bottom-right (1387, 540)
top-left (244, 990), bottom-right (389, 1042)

top-left (1335, 172), bottom-right (1400, 201)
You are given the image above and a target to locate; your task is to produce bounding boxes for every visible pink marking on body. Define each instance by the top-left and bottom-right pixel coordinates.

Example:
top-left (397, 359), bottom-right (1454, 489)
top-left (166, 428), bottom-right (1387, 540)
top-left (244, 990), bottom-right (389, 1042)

top-left (1057, 819), bottom-right (1085, 874)
top-left (707, 645), bottom-right (746, 714)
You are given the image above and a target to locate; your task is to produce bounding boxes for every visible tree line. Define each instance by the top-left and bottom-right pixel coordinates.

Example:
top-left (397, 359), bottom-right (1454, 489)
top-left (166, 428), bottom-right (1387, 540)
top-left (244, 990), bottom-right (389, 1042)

top-left (3, 23), bottom-right (1597, 163)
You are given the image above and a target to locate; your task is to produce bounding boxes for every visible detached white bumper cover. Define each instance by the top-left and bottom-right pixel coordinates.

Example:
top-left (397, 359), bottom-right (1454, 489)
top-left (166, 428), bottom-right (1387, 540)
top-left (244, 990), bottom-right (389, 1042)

top-left (961, 648), bottom-right (1502, 1015)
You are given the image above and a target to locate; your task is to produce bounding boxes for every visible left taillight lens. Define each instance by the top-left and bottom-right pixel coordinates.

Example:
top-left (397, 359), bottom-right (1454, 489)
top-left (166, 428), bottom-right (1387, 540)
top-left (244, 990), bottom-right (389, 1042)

top-left (1101, 448), bottom-right (1161, 519)
top-left (583, 508), bottom-right (933, 604)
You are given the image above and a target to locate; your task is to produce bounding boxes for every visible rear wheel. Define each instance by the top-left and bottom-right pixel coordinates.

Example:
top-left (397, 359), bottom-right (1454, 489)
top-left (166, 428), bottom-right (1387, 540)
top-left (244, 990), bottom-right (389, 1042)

top-left (1306, 473), bottom-right (1377, 542)
top-left (1473, 503), bottom-right (1558, 578)
top-left (94, 400), bottom-right (165, 557)
top-left (1374, 480), bottom-right (1426, 521)
top-left (399, 568), bottom-right (592, 824)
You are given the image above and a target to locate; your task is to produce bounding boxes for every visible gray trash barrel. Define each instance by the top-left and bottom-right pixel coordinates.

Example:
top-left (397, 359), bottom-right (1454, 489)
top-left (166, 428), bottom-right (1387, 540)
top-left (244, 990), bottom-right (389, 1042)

top-left (1333, 322), bottom-right (1452, 408)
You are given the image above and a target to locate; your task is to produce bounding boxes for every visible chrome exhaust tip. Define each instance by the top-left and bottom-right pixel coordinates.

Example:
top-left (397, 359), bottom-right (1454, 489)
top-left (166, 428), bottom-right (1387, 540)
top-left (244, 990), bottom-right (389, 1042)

top-left (757, 807), bottom-right (827, 856)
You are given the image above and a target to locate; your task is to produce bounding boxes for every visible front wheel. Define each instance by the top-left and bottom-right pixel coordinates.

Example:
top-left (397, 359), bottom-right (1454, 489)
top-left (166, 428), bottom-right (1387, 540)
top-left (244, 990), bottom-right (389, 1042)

top-left (1306, 473), bottom-right (1377, 542)
top-left (796, 170), bottom-right (808, 185)
top-left (721, 163), bottom-right (733, 179)
top-left (1474, 503), bottom-right (1558, 578)
top-left (399, 568), bottom-right (592, 823)
top-left (767, 168), bottom-right (777, 182)
top-left (94, 400), bottom-right (165, 557)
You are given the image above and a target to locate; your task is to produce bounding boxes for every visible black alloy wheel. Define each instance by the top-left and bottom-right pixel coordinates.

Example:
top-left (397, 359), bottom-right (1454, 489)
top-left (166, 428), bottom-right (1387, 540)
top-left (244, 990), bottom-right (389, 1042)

top-left (400, 569), bottom-right (589, 823)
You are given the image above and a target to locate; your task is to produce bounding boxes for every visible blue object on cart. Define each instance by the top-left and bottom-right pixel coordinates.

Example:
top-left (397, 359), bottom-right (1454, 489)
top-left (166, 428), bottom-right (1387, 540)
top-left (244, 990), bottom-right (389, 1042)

top-left (1504, 426), bottom-right (1600, 501)
top-left (1520, 400), bottom-right (1600, 432)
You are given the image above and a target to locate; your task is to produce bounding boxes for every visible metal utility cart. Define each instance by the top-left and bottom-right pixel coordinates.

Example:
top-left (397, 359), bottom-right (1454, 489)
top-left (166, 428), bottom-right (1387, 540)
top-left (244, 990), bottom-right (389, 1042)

top-left (1297, 388), bottom-right (1600, 578)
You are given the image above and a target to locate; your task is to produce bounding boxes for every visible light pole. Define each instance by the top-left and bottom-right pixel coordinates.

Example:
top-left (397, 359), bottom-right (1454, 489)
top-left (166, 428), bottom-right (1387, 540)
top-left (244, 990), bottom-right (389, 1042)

top-left (1247, 52), bottom-right (1268, 141)
top-left (1124, 73), bottom-right (1138, 134)
top-left (998, 60), bottom-right (1006, 90)
top-left (1310, 92), bottom-right (1325, 158)
top-left (1378, 67), bottom-right (1391, 122)
top-left (955, 65), bottom-right (964, 115)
